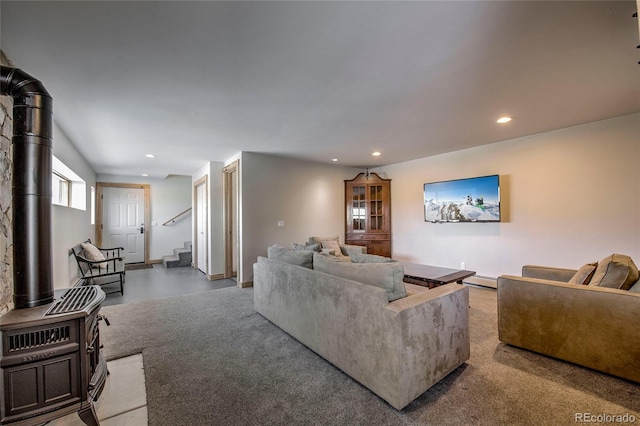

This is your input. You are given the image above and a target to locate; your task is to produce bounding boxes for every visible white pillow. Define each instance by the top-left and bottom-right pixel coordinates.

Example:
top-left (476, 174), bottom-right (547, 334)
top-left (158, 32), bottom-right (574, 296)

top-left (81, 242), bottom-right (106, 262)
top-left (321, 239), bottom-right (347, 258)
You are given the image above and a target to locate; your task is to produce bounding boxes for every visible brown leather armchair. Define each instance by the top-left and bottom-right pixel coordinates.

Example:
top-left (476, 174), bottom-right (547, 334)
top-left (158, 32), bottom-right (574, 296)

top-left (497, 264), bottom-right (640, 383)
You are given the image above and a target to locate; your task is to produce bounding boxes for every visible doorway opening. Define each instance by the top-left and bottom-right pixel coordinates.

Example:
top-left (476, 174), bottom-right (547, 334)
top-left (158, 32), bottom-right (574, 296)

top-left (95, 182), bottom-right (150, 265)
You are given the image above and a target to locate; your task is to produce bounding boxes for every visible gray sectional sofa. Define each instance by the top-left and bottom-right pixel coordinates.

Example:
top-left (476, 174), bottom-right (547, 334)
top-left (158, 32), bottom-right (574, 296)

top-left (253, 248), bottom-right (470, 410)
top-left (497, 254), bottom-right (640, 383)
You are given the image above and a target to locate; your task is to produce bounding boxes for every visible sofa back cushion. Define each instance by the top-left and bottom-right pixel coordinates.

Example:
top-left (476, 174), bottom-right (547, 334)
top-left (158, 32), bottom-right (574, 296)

top-left (350, 253), bottom-right (395, 263)
top-left (313, 252), bottom-right (406, 301)
top-left (268, 245), bottom-right (313, 269)
top-left (589, 254), bottom-right (639, 291)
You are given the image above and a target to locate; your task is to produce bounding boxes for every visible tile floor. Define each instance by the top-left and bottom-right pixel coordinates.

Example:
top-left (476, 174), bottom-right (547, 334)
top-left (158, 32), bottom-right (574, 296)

top-left (50, 354), bottom-right (147, 426)
top-left (51, 265), bottom-right (237, 425)
top-left (102, 263), bottom-right (237, 307)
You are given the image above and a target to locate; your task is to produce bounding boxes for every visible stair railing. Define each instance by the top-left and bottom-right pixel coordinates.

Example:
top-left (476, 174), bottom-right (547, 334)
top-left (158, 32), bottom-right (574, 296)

top-left (163, 208), bottom-right (192, 226)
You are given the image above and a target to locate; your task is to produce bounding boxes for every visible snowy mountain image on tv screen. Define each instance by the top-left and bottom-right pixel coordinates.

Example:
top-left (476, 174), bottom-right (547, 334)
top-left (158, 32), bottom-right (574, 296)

top-left (424, 175), bottom-right (500, 222)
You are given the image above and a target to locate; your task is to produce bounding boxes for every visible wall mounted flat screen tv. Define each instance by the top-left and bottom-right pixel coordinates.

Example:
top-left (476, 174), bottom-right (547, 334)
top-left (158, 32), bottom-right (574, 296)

top-left (424, 174), bottom-right (500, 222)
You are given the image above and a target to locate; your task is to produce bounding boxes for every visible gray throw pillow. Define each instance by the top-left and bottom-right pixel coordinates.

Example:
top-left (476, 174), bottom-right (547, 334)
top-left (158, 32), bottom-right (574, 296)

top-left (291, 242), bottom-right (321, 252)
top-left (629, 280), bottom-right (640, 293)
top-left (589, 254), bottom-right (639, 291)
top-left (567, 262), bottom-right (598, 285)
top-left (268, 245), bottom-right (313, 269)
top-left (313, 252), bottom-right (406, 301)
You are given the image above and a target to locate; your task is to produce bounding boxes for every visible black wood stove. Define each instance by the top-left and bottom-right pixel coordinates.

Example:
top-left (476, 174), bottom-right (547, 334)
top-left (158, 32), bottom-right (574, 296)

top-left (1, 286), bottom-right (108, 425)
top-left (0, 67), bottom-right (109, 425)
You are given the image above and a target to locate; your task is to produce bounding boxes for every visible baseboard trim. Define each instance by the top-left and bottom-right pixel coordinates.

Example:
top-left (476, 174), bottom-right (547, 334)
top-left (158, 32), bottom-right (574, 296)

top-left (239, 281), bottom-right (253, 288)
top-left (149, 259), bottom-right (163, 264)
top-left (208, 273), bottom-right (224, 281)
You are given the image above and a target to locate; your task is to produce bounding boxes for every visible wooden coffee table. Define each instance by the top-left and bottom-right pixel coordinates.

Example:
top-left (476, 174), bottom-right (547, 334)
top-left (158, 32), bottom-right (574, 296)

top-left (402, 263), bottom-right (476, 289)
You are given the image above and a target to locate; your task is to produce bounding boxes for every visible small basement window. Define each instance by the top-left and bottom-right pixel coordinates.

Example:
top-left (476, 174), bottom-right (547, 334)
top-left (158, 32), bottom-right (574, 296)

top-left (52, 155), bottom-right (86, 210)
top-left (52, 171), bottom-right (70, 206)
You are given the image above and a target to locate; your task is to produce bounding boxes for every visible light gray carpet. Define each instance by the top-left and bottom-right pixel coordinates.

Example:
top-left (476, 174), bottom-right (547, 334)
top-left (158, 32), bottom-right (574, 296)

top-left (100, 286), bottom-right (640, 425)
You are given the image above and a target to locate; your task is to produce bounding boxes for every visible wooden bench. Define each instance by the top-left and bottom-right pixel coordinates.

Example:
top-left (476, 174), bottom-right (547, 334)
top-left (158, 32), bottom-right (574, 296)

top-left (70, 240), bottom-right (125, 295)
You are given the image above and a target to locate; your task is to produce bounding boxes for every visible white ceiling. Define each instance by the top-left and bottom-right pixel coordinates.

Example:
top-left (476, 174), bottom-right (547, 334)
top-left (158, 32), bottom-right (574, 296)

top-left (1, 1), bottom-right (639, 177)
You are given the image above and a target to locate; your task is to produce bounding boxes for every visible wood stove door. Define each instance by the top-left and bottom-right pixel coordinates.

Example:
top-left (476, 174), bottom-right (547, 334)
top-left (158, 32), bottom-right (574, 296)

top-left (1, 320), bottom-right (82, 423)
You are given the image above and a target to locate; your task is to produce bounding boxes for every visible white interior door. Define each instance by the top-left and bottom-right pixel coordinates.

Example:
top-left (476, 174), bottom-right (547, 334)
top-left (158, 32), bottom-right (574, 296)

top-left (196, 182), bottom-right (207, 273)
top-left (102, 187), bottom-right (145, 263)
top-left (231, 168), bottom-right (238, 277)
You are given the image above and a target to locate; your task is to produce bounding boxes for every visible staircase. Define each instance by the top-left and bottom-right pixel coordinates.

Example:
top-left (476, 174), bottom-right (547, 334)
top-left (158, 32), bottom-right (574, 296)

top-left (162, 241), bottom-right (192, 268)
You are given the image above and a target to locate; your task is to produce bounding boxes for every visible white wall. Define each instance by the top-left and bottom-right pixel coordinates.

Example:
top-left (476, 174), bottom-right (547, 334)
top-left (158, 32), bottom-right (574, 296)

top-left (97, 174), bottom-right (192, 261)
top-left (52, 123), bottom-right (96, 288)
top-left (240, 152), bottom-right (361, 283)
top-left (374, 113), bottom-right (640, 278)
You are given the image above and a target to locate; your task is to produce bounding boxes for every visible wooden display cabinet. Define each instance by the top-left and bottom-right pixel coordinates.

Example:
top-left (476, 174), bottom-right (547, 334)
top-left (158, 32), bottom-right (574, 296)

top-left (345, 172), bottom-right (391, 257)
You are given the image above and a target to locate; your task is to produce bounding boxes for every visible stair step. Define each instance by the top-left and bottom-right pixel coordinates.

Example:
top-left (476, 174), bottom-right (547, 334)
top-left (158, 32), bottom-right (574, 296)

top-left (163, 244), bottom-right (192, 268)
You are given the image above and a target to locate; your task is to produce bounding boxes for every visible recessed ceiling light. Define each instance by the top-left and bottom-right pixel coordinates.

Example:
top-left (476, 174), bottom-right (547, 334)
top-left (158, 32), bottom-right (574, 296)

top-left (332, 158), bottom-right (339, 162)
top-left (372, 151), bottom-right (381, 157)
top-left (141, 173), bottom-right (149, 177)
top-left (497, 116), bottom-right (512, 124)
top-left (145, 154), bottom-right (156, 158)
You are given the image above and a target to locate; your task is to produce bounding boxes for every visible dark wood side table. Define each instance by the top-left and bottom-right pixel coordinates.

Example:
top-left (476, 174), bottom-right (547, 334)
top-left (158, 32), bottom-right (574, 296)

top-left (402, 263), bottom-right (476, 289)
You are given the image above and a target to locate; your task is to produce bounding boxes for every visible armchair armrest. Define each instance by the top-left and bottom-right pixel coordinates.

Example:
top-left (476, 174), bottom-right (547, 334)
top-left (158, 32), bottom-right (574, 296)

top-left (521, 265), bottom-right (577, 282)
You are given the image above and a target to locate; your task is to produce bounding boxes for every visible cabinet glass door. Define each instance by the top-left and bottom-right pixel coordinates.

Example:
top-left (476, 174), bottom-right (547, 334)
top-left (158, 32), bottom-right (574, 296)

top-left (370, 185), bottom-right (384, 231)
top-left (351, 185), bottom-right (366, 231)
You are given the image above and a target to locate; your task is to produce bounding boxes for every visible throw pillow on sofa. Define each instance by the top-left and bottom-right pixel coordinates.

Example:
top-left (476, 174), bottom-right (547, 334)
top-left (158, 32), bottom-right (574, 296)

top-left (268, 245), bottom-right (314, 269)
top-left (630, 281), bottom-right (640, 293)
top-left (308, 235), bottom-right (349, 258)
top-left (320, 239), bottom-right (349, 258)
top-left (313, 252), bottom-right (406, 301)
top-left (589, 254), bottom-right (639, 291)
top-left (567, 262), bottom-right (598, 285)
top-left (308, 235), bottom-right (340, 245)
top-left (291, 242), bottom-right (321, 252)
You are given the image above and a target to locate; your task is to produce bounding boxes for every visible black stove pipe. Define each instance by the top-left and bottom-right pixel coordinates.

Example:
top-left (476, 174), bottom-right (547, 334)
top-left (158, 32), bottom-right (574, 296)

top-left (1, 66), bottom-right (54, 309)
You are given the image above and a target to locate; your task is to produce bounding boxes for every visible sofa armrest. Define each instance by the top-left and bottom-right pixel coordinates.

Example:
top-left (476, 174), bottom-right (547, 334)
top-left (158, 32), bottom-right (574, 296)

top-left (340, 244), bottom-right (367, 256)
top-left (497, 275), bottom-right (640, 383)
top-left (385, 283), bottom-right (467, 313)
top-left (384, 283), bottom-right (470, 408)
top-left (521, 265), bottom-right (577, 282)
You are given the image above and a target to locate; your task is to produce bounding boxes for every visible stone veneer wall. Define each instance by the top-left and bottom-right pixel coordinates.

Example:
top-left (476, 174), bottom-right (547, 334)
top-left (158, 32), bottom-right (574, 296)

top-left (0, 91), bottom-right (13, 314)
